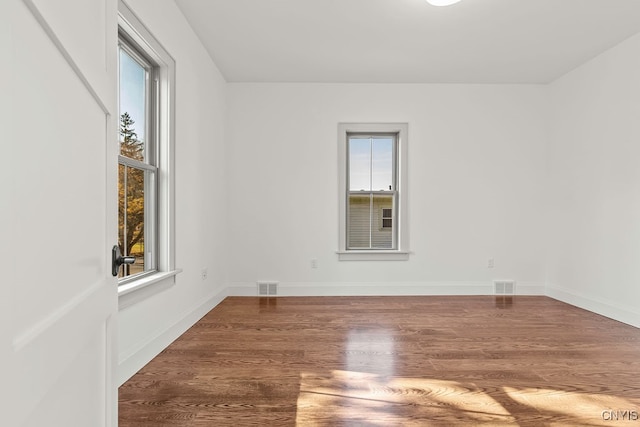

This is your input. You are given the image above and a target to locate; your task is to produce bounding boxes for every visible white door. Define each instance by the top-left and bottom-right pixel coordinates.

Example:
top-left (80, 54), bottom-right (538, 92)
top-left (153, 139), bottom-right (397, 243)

top-left (6, 0), bottom-right (118, 426)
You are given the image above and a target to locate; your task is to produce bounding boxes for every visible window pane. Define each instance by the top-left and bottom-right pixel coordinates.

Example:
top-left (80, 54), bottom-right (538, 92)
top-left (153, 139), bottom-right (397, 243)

top-left (349, 137), bottom-right (371, 191)
top-left (118, 164), bottom-right (146, 278)
top-left (382, 208), bottom-right (393, 228)
top-left (347, 194), bottom-right (371, 248)
top-left (347, 193), bottom-right (395, 249)
top-left (372, 137), bottom-right (394, 191)
top-left (119, 48), bottom-right (147, 161)
top-left (372, 194), bottom-right (394, 249)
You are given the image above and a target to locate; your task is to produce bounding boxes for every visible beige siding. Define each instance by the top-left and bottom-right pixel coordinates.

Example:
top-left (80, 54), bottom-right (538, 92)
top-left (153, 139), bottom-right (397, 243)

top-left (348, 194), bottom-right (393, 249)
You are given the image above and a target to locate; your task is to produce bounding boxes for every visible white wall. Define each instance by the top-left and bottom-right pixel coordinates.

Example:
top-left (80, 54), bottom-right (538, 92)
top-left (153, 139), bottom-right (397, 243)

top-left (226, 84), bottom-right (548, 296)
top-left (547, 33), bottom-right (640, 327)
top-left (117, 0), bottom-right (228, 384)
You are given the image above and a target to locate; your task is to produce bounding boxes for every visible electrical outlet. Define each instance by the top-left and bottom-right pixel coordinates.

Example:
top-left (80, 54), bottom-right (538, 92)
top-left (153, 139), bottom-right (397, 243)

top-left (488, 258), bottom-right (494, 268)
top-left (311, 258), bottom-right (318, 269)
top-left (201, 268), bottom-right (208, 280)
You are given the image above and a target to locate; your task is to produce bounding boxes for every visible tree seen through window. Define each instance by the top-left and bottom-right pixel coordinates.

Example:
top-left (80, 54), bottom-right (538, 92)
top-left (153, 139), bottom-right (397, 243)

top-left (118, 112), bottom-right (146, 277)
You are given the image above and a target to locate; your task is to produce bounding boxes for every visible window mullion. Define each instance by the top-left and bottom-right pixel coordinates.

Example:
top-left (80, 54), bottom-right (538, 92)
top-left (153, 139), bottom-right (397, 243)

top-left (368, 137), bottom-right (373, 249)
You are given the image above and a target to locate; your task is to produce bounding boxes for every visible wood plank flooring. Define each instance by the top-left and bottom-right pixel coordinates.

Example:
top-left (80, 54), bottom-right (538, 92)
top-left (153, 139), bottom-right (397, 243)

top-left (119, 296), bottom-right (640, 426)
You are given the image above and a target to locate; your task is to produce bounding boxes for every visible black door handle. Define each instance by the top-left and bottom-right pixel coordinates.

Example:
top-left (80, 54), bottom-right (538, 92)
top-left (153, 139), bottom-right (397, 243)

top-left (112, 245), bottom-right (136, 277)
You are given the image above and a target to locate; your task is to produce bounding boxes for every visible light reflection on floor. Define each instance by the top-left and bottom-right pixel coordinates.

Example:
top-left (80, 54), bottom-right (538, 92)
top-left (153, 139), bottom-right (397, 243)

top-left (296, 370), bottom-right (638, 425)
top-left (346, 328), bottom-right (396, 377)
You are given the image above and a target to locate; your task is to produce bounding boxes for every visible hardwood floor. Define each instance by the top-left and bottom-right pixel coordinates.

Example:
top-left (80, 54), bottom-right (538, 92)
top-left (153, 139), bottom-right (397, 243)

top-left (119, 296), bottom-right (640, 426)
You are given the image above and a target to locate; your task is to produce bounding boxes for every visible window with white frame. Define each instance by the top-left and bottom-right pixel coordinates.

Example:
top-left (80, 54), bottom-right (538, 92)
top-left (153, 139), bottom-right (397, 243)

top-left (338, 123), bottom-right (409, 261)
top-left (118, 35), bottom-right (156, 279)
top-left (117, 1), bottom-right (178, 302)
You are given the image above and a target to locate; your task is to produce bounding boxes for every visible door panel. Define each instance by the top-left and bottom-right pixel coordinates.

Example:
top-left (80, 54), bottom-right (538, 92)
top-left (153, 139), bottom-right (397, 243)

top-left (23, 330), bottom-right (106, 427)
top-left (10, 0), bottom-right (117, 425)
top-left (12, 15), bottom-right (106, 331)
top-left (16, 284), bottom-right (113, 426)
top-left (1, 0), bottom-right (12, 412)
top-left (26, 0), bottom-right (114, 102)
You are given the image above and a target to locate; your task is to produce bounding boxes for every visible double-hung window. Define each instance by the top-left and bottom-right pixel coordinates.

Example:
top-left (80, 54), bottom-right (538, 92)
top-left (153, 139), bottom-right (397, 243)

top-left (118, 37), bottom-right (156, 279)
top-left (117, 0), bottom-right (177, 304)
top-left (338, 123), bottom-right (409, 260)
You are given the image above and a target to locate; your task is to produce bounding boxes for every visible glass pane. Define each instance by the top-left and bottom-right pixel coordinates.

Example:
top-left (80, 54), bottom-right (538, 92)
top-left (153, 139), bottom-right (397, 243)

top-left (119, 47), bottom-right (147, 161)
top-left (347, 194), bottom-right (371, 249)
top-left (371, 137), bottom-right (394, 191)
top-left (372, 194), bottom-right (394, 249)
top-left (118, 164), bottom-right (146, 278)
top-left (382, 207), bottom-right (393, 228)
top-left (349, 137), bottom-right (371, 191)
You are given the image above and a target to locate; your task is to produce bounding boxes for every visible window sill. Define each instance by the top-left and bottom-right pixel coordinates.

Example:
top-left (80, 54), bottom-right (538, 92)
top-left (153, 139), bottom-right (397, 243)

top-left (337, 251), bottom-right (411, 261)
top-left (118, 269), bottom-right (182, 309)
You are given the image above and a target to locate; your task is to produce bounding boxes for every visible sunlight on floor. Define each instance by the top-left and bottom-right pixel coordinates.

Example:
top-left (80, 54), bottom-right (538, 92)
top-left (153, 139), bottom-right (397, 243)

top-left (503, 385), bottom-right (638, 424)
top-left (295, 370), bottom-right (638, 425)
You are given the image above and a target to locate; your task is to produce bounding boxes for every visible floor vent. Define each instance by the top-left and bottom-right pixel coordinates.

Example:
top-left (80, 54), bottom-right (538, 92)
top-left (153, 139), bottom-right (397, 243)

top-left (494, 280), bottom-right (515, 295)
top-left (257, 282), bottom-right (278, 296)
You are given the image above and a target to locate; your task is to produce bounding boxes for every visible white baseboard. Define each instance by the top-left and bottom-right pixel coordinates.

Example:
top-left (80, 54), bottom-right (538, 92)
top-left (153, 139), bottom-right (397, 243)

top-left (227, 281), bottom-right (546, 297)
top-left (546, 284), bottom-right (640, 329)
top-left (117, 286), bottom-right (228, 386)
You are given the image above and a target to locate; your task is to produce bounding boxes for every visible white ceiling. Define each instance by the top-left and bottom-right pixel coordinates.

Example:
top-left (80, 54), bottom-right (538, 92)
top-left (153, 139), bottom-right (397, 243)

top-left (174, 0), bottom-right (640, 84)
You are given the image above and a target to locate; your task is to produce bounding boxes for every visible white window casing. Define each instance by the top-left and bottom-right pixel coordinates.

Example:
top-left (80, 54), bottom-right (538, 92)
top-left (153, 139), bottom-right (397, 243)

top-left (117, 0), bottom-right (180, 308)
top-left (338, 123), bottom-right (410, 261)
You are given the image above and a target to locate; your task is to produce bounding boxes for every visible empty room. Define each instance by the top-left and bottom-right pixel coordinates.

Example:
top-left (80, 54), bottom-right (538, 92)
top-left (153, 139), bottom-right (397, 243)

top-left (7, 0), bottom-right (640, 425)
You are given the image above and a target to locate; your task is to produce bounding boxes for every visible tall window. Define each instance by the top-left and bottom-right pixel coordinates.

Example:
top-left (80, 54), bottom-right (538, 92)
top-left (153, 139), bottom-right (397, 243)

top-left (118, 37), bottom-right (156, 279)
top-left (347, 134), bottom-right (397, 249)
top-left (117, 0), bottom-right (177, 301)
top-left (338, 123), bottom-right (409, 261)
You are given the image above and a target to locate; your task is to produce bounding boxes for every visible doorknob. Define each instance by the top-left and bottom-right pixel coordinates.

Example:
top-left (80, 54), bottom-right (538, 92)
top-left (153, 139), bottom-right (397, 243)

top-left (112, 245), bottom-right (136, 277)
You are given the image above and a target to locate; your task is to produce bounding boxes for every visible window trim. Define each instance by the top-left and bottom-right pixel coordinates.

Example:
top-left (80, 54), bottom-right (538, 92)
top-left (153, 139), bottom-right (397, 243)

top-left (337, 123), bottom-right (410, 261)
top-left (117, 0), bottom-right (179, 307)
